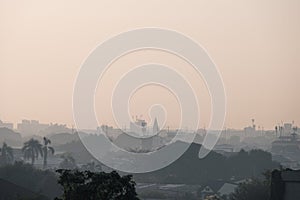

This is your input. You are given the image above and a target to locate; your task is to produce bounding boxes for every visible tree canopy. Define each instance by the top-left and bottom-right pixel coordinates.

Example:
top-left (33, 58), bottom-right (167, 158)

top-left (55, 169), bottom-right (139, 200)
top-left (22, 138), bottom-right (43, 165)
top-left (229, 171), bottom-right (271, 200)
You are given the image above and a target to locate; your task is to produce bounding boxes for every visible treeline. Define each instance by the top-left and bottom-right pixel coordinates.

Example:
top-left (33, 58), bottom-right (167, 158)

top-left (134, 142), bottom-right (279, 184)
top-left (0, 141), bottom-right (280, 199)
top-left (0, 162), bottom-right (139, 200)
top-left (0, 161), bottom-right (61, 199)
top-left (0, 137), bottom-right (55, 168)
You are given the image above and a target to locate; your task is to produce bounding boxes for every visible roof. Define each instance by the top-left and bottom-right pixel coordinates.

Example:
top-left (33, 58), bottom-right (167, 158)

top-left (201, 186), bottom-right (214, 193)
top-left (202, 180), bottom-right (228, 192)
top-left (218, 183), bottom-right (238, 196)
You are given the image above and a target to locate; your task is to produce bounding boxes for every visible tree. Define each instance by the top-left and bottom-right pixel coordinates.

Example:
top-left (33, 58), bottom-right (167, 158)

top-left (59, 154), bottom-right (77, 169)
top-left (229, 172), bottom-right (271, 200)
top-left (22, 138), bottom-right (43, 165)
top-left (55, 169), bottom-right (139, 200)
top-left (0, 142), bottom-right (14, 165)
top-left (42, 137), bottom-right (55, 169)
top-left (0, 161), bottom-right (62, 199)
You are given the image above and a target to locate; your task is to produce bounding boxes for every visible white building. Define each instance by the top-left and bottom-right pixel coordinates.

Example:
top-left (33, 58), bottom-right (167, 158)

top-left (0, 120), bottom-right (14, 129)
top-left (17, 120), bottom-right (49, 136)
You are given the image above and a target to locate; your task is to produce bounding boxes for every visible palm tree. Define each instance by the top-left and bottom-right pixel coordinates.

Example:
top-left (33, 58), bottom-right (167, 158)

top-left (42, 137), bottom-right (55, 168)
top-left (0, 142), bottom-right (14, 165)
top-left (22, 138), bottom-right (43, 165)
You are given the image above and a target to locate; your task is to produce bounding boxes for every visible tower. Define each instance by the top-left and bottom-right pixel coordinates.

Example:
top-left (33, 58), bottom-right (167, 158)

top-left (153, 118), bottom-right (159, 134)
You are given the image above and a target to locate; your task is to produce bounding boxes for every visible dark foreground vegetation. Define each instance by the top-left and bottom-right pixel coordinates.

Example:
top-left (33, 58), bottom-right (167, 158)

top-left (55, 169), bottom-right (138, 200)
top-left (0, 141), bottom-right (281, 200)
top-left (0, 161), bottom-right (282, 200)
top-left (0, 162), bottom-right (139, 200)
top-left (0, 161), bottom-right (60, 199)
top-left (134, 142), bottom-right (279, 184)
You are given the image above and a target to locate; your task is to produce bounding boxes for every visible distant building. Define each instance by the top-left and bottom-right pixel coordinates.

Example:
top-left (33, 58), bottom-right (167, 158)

top-left (17, 120), bottom-right (49, 136)
top-left (244, 119), bottom-right (257, 136)
top-left (0, 120), bottom-right (13, 130)
top-left (284, 123), bottom-right (293, 136)
top-left (129, 117), bottom-right (160, 137)
top-left (130, 118), bottom-right (147, 136)
top-left (272, 130), bottom-right (300, 154)
top-left (98, 125), bottom-right (123, 140)
top-left (17, 120), bottom-right (69, 136)
top-left (244, 126), bottom-right (256, 136)
top-left (39, 123), bottom-right (71, 136)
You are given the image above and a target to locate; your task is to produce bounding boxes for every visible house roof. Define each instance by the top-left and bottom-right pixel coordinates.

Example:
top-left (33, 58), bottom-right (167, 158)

top-left (218, 183), bottom-right (238, 196)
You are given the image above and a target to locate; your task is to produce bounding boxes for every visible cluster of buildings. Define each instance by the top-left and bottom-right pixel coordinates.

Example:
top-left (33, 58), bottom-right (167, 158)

top-left (129, 117), bottom-right (160, 137)
top-left (0, 119), bottom-right (71, 137)
top-left (271, 123), bottom-right (300, 169)
top-left (99, 117), bottom-right (165, 152)
top-left (0, 120), bottom-right (13, 130)
top-left (96, 118), bottom-right (300, 156)
top-left (2, 117), bottom-right (300, 168)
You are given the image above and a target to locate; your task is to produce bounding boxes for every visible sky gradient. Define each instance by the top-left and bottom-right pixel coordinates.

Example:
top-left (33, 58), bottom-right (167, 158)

top-left (1, 0), bottom-right (299, 130)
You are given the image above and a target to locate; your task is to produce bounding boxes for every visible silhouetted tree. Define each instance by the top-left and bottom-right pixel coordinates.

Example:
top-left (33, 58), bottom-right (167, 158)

top-left (0, 142), bottom-right (14, 165)
top-left (22, 139), bottom-right (43, 165)
top-left (134, 142), bottom-right (279, 184)
top-left (270, 169), bottom-right (284, 200)
top-left (42, 137), bottom-right (55, 168)
top-left (229, 172), bottom-right (271, 200)
top-left (55, 169), bottom-right (139, 200)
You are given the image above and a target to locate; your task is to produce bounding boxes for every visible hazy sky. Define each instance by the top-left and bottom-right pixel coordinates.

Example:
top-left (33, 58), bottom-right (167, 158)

top-left (0, 0), bottom-right (299, 130)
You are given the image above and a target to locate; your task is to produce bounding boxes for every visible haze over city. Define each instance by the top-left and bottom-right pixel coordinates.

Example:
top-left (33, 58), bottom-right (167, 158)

top-left (1, 0), bottom-right (300, 130)
top-left (2, 1), bottom-right (300, 200)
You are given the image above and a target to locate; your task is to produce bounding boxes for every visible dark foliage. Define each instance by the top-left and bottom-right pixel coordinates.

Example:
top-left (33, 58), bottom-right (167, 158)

top-left (55, 169), bottom-right (139, 200)
top-left (270, 169), bottom-right (285, 200)
top-left (229, 171), bottom-right (271, 200)
top-left (0, 161), bottom-right (61, 199)
top-left (135, 142), bottom-right (279, 184)
top-left (0, 142), bottom-right (14, 166)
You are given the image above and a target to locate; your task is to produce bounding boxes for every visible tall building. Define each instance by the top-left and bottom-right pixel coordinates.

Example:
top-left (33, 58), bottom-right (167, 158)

top-left (130, 118), bottom-right (147, 136)
top-left (153, 117), bottom-right (160, 134)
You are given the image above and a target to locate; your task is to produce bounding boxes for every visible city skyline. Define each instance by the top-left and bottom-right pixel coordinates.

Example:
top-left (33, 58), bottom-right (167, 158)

top-left (1, 1), bottom-right (300, 199)
top-left (0, 117), bottom-right (298, 132)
